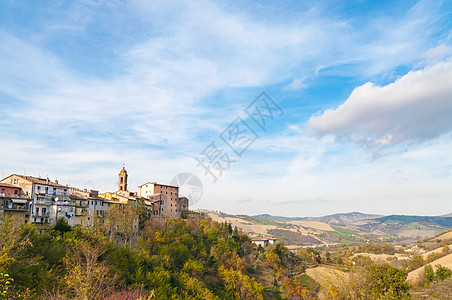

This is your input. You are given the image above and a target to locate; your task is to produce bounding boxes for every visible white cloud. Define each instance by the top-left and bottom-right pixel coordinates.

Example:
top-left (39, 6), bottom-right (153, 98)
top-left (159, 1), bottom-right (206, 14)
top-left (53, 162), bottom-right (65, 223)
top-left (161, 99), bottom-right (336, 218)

top-left (307, 59), bottom-right (452, 149)
top-left (284, 77), bottom-right (308, 91)
top-left (424, 44), bottom-right (452, 60)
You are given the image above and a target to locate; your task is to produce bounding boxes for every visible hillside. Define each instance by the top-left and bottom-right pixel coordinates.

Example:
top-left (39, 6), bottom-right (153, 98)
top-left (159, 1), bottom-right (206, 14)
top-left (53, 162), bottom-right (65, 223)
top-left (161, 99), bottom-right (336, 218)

top-left (407, 252), bottom-right (452, 283)
top-left (205, 210), bottom-right (452, 247)
top-left (254, 212), bottom-right (381, 224)
top-left (1, 213), bottom-right (311, 300)
top-left (205, 210), bottom-right (369, 248)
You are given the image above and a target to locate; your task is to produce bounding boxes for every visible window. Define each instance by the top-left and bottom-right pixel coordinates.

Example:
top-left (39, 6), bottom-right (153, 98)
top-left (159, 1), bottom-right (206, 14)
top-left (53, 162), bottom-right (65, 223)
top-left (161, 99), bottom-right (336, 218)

top-left (45, 187), bottom-right (48, 193)
top-left (36, 207), bottom-right (39, 214)
top-left (14, 190), bottom-right (18, 194)
top-left (42, 208), bottom-right (46, 214)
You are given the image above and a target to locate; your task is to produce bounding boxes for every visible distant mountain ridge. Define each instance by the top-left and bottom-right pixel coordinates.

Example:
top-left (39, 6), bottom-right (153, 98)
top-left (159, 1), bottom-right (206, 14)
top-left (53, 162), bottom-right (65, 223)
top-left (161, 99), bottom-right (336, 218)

top-left (254, 212), bottom-right (452, 226)
top-left (254, 212), bottom-right (382, 224)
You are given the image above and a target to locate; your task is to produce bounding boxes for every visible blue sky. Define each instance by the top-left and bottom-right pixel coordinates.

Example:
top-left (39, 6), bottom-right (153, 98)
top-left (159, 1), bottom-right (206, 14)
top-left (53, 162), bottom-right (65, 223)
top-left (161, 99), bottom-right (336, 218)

top-left (1, 0), bottom-right (452, 217)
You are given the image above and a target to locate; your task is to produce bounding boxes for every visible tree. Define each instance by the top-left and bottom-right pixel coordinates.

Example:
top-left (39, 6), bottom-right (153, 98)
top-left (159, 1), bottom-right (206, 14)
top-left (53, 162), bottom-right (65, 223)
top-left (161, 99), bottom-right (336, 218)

top-left (334, 263), bottom-right (410, 299)
top-left (423, 264), bottom-right (435, 283)
top-left (407, 254), bottom-right (424, 271)
top-left (136, 198), bottom-right (150, 229)
top-left (435, 265), bottom-right (452, 281)
top-left (364, 263), bottom-right (410, 299)
top-left (104, 204), bottom-right (138, 247)
top-left (53, 217), bottom-right (71, 233)
top-left (219, 265), bottom-right (264, 299)
top-left (0, 216), bottom-right (32, 270)
top-left (63, 240), bottom-right (118, 299)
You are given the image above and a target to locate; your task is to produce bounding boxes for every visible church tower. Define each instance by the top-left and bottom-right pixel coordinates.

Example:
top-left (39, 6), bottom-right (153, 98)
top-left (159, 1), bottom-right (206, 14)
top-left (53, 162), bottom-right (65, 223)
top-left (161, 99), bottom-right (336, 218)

top-left (118, 166), bottom-right (128, 191)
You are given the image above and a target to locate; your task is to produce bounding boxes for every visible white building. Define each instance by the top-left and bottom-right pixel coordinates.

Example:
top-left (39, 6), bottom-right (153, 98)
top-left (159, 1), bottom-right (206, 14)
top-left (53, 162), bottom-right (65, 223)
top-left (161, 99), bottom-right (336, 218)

top-left (252, 237), bottom-right (277, 249)
top-left (0, 174), bottom-right (70, 224)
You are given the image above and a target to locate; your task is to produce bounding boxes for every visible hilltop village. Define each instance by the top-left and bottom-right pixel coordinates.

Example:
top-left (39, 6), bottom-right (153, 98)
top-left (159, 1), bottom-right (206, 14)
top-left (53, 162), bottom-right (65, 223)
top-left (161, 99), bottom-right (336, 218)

top-left (0, 167), bottom-right (190, 226)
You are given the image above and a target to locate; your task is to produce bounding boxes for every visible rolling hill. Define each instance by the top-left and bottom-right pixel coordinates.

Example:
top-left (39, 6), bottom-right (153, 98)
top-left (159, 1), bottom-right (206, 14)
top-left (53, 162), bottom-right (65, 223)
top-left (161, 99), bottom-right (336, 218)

top-left (202, 210), bottom-right (452, 247)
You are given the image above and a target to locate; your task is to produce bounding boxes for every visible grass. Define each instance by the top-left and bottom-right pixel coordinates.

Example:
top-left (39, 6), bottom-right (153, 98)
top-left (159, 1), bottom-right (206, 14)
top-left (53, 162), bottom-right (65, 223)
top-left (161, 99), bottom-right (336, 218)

top-left (337, 237), bottom-right (358, 245)
top-left (297, 274), bottom-right (318, 290)
top-left (237, 215), bottom-right (283, 226)
top-left (331, 226), bottom-right (357, 236)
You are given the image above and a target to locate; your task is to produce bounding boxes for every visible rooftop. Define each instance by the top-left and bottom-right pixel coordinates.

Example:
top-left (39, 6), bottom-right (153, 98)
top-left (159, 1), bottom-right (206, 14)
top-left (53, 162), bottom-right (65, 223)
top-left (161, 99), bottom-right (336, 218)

top-left (138, 182), bottom-right (178, 188)
top-left (1, 174), bottom-right (67, 188)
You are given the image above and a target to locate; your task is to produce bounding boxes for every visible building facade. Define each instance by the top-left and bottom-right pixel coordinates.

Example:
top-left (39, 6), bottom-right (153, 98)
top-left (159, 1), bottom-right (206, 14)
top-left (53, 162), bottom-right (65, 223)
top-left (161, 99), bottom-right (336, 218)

top-left (139, 182), bottom-right (185, 218)
top-left (0, 174), bottom-right (70, 224)
top-left (0, 183), bottom-right (30, 222)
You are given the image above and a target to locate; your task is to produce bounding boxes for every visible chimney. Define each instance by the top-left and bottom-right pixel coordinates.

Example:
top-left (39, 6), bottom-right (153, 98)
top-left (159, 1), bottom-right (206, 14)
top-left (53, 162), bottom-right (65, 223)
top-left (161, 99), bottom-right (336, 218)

top-left (55, 180), bottom-right (59, 184)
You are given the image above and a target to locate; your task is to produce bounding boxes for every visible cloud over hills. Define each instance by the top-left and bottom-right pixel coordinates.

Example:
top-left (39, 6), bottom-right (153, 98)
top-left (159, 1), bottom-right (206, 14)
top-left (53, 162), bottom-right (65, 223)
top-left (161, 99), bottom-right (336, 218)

top-left (308, 59), bottom-right (452, 149)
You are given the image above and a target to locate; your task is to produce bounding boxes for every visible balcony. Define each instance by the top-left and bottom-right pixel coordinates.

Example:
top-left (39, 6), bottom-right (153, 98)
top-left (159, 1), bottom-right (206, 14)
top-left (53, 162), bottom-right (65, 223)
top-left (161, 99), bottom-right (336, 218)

top-left (0, 192), bottom-right (29, 199)
top-left (36, 195), bottom-right (53, 205)
top-left (54, 196), bottom-right (71, 202)
top-left (3, 203), bottom-right (29, 211)
top-left (36, 200), bottom-right (52, 205)
top-left (36, 191), bottom-right (51, 196)
top-left (54, 191), bottom-right (69, 196)
top-left (34, 212), bottom-right (50, 217)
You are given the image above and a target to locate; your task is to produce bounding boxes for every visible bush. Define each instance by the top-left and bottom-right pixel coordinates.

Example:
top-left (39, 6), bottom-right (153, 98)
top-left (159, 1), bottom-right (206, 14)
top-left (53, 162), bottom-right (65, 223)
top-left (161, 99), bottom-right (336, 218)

top-left (435, 265), bottom-right (452, 281)
top-left (53, 217), bottom-right (71, 233)
top-left (423, 264), bottom-right (435, 283)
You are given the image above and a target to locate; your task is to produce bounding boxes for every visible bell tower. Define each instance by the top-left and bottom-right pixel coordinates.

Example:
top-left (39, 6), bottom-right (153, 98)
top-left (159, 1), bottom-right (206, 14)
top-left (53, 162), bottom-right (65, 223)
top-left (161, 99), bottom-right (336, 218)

top-left (118, 166), bottom-right (128, 191)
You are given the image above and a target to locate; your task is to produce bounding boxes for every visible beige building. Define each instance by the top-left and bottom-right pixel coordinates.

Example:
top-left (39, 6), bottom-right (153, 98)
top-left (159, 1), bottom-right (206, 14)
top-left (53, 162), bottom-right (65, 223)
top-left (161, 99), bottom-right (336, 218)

top-left (139, 182), bottom-right (184, 218)
top-left (139, 182), bottom-right (190, 218)
top-left (0, 174), bottom-right (70, 224)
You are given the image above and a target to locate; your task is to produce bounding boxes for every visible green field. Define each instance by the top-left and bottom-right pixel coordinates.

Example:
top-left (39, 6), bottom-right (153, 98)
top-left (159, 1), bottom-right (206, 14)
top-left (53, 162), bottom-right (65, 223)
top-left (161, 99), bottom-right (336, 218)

top-left (331, 226), bottom-right (357, 236)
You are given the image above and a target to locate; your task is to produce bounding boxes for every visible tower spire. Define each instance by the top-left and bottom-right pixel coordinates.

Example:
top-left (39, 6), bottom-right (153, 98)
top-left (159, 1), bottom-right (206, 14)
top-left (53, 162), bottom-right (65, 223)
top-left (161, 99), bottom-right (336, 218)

top-left (118, 165), bottom-right (128, 191)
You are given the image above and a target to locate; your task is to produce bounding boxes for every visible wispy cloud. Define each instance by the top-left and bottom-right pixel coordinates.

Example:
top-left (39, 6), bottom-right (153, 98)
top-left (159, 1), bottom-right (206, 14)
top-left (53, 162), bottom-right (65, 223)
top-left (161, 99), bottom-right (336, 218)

top-left (1, 0), bottom-right (452, 216)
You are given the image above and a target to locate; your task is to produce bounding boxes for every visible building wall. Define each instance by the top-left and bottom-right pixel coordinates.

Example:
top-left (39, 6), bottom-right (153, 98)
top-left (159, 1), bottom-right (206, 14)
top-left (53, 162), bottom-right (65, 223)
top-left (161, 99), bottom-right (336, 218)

top-left (0, 175), bottom-right (33, 197)
top-left (140, 183), bottom-right (179, 218)
top-left (1, 175), bottom-right (73, 224)
top-left (139, 183), bottom-right (156, 198)
top-left (0, 185), bottom-right (21, 195)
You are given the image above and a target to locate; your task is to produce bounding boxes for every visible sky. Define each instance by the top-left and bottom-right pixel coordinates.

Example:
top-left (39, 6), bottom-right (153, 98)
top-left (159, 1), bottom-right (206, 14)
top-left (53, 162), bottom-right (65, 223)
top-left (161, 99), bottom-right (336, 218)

top-left (1, 0), bottom-right (452, 217)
